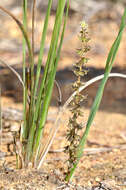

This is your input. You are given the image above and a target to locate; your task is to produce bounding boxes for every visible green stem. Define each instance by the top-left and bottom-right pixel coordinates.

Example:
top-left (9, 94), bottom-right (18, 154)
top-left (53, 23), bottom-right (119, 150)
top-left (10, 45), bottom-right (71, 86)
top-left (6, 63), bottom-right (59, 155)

top-left (24, 0), bottom-right (53, 164)
top-left (22, 0), bottom-right (28, 141)
top-left (32, 0), bottom-right (66, 162)
top-left (65, 8), bottom-right (126, 182)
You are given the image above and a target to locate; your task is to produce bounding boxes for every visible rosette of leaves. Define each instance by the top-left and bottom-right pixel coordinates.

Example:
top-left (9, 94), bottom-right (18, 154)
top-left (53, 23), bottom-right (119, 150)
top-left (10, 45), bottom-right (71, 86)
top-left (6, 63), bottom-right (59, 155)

top-left (65, 21), bottom-right (90, 175)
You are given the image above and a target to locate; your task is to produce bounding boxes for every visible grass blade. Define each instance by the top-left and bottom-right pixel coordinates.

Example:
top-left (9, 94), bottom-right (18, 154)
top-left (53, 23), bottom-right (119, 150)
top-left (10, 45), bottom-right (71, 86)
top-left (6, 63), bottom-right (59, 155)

top-left (33, 0), bottom-right (53, 104)
top-left (32, 0), bottom-right (67, 163)
top-left (25, 0), bottom-right (53, 143)
top-left (25, 0), bottom-right (67, 163)
top-left (32, 0), bottom-right (36, 54)
top-left (22, 0), bottom-right (28, 141)
top-left (0, 6), bottom-right (33, 68)
top-left (37, 0), bottom-right (70, 168)
top-left (24, 0), bottom-right (53, 164)
top-left (65, 8), bottom-right (126, 181)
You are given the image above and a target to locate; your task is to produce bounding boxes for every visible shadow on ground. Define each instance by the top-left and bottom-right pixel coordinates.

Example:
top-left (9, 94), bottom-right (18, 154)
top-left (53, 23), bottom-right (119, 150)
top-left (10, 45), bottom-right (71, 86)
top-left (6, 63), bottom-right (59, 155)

top-left (0, 65), bottom-right (126, 114)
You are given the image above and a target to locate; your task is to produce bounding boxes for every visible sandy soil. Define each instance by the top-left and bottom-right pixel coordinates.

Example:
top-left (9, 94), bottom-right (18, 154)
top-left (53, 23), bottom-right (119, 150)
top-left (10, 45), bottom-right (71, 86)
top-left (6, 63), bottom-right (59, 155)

top-left (0, 2), bottom-right (126, 190)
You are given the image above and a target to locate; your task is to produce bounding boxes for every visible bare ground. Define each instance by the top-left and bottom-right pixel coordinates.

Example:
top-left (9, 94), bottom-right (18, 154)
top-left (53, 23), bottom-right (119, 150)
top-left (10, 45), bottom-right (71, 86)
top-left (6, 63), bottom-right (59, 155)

top-left (0, 2), bottom-right (126, 189)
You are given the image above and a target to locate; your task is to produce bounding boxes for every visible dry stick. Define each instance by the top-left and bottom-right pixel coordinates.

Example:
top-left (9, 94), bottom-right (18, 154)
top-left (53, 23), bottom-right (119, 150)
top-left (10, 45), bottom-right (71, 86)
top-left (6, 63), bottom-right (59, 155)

top-left (2, 108), bottom-right (58, 121)
top-left (0, 59), bottom-right (24, 88)
top-left (83, 145), bottom-right (126, 155)
top-left (0, 59), bottom-right (31, 103)
top-left (37, 72), bottom-right (126, 169)
top-left (2, 108), bottom-right (23, 121)
top-left (0, 5), bottom-right (34, 98)
top-left (48, 144), bottom-right (126, 155)
top-left (54, 80), bottom-right (62, 105)
top-left (0, 6), bottom-right (32, 64)
top-left (46, 145), bottom-right (126, 157)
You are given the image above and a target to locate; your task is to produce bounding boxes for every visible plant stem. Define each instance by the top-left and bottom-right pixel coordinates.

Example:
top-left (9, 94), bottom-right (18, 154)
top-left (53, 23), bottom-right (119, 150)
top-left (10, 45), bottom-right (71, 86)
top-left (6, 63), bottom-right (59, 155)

top-left (65, 8), bottom-right (126, 181)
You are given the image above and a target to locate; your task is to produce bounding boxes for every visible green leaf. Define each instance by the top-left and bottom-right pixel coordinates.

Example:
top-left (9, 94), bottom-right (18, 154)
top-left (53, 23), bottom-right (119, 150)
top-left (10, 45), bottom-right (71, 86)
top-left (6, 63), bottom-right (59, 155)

top-left (65, 8), bottom-right (126, 182)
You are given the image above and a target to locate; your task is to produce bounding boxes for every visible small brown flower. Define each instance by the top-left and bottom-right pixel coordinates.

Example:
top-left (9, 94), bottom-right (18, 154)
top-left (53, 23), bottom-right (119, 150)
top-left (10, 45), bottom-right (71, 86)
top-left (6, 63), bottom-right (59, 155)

top-left (65, 21), bottom-right (90, 174)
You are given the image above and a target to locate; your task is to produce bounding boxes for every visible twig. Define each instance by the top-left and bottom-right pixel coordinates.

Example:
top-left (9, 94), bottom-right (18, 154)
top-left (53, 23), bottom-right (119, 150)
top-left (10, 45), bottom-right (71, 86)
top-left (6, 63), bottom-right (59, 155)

top-left (2, 108), bottom-right (23, 121)
top-left (54, 80), bottom-right (62, 106)
top-left (2, 108), bottom-right (58, 122)
top-left (48, 144), bottom-right (126, 155)
top-left (37, 72), bottom-right (126, 169)
top-left (83, 145), bottom-right (126, 155)
top-left (0, 58), bottom-right (31, 103)
top-left (0, 59), bottom-right (24, 87)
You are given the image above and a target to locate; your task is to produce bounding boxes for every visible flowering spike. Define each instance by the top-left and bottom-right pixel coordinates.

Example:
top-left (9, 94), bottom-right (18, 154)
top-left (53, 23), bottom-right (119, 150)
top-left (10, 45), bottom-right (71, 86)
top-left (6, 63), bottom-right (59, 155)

top-left (65, 21), bottom-right (90, 176)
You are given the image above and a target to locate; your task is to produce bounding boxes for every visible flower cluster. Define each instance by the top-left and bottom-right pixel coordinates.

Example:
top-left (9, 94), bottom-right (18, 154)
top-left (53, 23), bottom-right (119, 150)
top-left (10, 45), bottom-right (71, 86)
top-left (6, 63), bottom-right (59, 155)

top-left (65, 21), bottom-right (90, 172)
